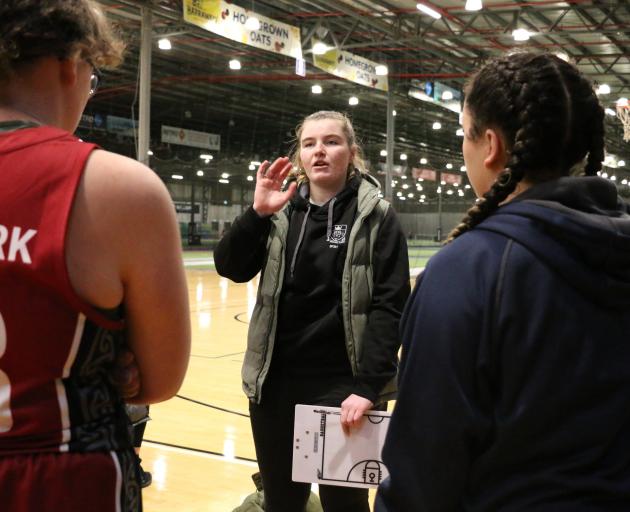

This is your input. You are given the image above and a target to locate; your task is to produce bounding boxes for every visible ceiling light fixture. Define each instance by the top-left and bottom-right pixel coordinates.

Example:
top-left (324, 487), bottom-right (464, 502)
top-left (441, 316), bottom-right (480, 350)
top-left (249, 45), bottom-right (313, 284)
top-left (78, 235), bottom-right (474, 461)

top-left (416, 3), bottom-right (442, 19)
top-left (375, 65), bottom-right (388, 76)
top-left (512, 28), bottom-right (531, 41)
top-left (596, 83), bottom-right (611, 95)
top-left (312, 42), bottom-right (329, 55)
top-left (158, 38), bottom-right (172, 50)
top-left (311, 84), bottom-right (323, 94)
top-left (465, 0), bottom-right (482, 11)
top-left (349, 96), bottom-right (359, 106)
top-left (229, 59), bottom-right (241, 70)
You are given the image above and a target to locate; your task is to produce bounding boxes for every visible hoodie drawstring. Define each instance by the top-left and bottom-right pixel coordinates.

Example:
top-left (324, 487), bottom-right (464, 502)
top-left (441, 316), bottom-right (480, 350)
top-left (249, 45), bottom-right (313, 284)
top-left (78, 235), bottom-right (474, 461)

top-left (290, 204), bottom-right (310, 277)
top-left (326, 197), bottom-right (337, 242)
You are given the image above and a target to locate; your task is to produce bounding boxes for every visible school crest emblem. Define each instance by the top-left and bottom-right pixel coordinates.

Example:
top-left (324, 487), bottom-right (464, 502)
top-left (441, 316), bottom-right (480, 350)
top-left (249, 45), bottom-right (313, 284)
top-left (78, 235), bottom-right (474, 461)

top-left (328, 224), bottom-right (347, 244)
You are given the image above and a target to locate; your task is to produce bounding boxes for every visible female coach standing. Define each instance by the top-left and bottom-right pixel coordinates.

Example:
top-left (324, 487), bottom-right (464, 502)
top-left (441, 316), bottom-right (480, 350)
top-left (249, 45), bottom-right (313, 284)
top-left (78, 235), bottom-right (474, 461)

top-left (216, 110), bottom-right (410, 512)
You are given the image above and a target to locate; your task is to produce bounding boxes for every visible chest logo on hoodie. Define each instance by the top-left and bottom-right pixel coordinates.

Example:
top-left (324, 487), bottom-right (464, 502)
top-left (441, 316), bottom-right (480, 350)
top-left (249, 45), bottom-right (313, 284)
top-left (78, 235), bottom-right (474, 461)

top-left (327, 224), bottom-right (348, 246)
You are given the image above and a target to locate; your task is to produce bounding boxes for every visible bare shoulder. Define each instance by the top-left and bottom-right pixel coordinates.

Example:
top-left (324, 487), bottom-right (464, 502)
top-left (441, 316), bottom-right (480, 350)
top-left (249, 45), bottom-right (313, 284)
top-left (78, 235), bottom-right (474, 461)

top-left (83, 149), bottom-right (170, 205)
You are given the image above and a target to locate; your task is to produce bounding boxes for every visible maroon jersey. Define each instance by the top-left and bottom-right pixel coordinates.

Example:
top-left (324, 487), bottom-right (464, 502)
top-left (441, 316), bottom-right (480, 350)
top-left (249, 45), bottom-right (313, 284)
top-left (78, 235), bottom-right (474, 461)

top-left (0, 124), bottom-right (141, 511)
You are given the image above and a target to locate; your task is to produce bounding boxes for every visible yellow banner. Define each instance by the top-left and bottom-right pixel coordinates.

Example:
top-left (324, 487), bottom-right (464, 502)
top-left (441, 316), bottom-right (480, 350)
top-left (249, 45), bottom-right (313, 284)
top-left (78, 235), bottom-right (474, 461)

top-left (313, 43), bottom-right (388, 92)
top-left (183, 0), bottom-right (221, 25)
top-left (183, 0), bottom-right (302, 59)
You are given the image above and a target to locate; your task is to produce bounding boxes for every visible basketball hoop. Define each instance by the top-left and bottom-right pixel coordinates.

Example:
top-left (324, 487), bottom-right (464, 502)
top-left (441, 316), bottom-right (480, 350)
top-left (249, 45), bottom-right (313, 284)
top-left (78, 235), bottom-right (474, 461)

top-left (616, 97), bottom-right (630, 142)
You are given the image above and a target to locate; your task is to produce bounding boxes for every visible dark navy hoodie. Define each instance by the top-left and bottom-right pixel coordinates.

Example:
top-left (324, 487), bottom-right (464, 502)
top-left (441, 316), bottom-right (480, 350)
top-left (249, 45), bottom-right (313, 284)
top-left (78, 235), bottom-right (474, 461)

top-left (377, 177), bottom-right (630, 511)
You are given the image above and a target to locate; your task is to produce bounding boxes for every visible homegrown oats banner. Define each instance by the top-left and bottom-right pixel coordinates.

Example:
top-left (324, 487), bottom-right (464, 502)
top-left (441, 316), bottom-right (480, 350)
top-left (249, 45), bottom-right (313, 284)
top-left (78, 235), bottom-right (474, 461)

top-left (312, 42), bottom-right (388, 92)
top-left (183, 0), bottom-right (302, 59)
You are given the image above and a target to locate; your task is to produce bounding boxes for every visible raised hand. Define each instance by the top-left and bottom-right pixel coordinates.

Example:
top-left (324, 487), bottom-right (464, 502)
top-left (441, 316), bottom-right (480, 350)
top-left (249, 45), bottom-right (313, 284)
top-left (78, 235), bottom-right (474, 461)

top-left (252, 157), bottom-right (297, 217)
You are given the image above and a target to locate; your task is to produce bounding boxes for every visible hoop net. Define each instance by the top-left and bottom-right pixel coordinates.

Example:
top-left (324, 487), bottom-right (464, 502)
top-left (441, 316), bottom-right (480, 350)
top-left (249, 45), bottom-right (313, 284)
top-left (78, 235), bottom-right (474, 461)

top-left (617, 98), bottom-right (630, 142)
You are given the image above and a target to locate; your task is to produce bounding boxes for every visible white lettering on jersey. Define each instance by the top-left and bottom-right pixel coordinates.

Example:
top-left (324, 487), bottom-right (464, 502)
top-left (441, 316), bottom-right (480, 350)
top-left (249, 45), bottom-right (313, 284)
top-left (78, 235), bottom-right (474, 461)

top-left (0, 225), bottom-right (38, 264)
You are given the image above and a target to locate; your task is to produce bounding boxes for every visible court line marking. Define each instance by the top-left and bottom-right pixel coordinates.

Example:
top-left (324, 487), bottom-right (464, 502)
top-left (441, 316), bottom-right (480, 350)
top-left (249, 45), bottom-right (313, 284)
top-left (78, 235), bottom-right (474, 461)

top-left (190, 351), bottom-right (245, 360)
top-left (144, 440), bottom-right (257, 467)
top-left (176, 394), bottom-right (250, 418)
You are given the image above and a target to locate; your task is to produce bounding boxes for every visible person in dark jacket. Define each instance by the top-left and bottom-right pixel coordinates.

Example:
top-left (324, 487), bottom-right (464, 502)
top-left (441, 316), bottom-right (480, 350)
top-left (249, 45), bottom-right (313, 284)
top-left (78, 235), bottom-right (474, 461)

top-left (376, 52), bottom-right (630, 511)
top-left (215, 110), bottom-right (410, 512)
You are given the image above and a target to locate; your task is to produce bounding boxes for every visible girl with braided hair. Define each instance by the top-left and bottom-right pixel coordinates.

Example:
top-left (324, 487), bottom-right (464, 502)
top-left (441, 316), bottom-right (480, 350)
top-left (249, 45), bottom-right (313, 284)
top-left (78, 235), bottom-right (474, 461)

top-left (376, 52), bottom-right (630, 511)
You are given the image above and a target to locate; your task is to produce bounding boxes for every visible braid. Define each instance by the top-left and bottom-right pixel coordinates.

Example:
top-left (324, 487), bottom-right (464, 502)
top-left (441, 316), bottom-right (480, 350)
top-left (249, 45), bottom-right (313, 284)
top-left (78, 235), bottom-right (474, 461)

top-left (448, 52), bottom-right (605, 243)
top-left (582, 87), bottom-right (605, 176)
top-left (446, 169), bottom-right (519, 243)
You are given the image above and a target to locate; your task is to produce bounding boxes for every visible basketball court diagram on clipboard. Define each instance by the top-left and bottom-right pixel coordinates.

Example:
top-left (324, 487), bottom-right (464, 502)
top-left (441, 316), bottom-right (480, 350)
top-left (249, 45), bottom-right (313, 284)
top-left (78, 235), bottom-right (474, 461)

top-left (292, 404), bottom-right (391, 489)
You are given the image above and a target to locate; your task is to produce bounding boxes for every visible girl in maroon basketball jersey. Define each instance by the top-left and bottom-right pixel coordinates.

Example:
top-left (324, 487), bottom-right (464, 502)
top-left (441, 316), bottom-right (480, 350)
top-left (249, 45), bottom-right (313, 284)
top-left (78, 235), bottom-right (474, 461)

top-left (0, 2), bottom-right (190, 510)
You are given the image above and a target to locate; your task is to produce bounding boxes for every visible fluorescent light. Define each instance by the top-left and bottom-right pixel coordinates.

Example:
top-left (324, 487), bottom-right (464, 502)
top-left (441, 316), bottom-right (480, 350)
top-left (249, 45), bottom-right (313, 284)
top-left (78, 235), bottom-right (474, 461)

top-left (171, 174), bottom-right (183, 180)
top-left (375, 65), bottom-right (388, 76)
top-left (219, 179), bottom-right (229, 184)
top-left (512, 28), bottom-right (531, 41)
top-left (312, 42), bottom-right (329, 55)
top-left (441, 90), bottom-right (453, 100)
top-left (158, 38), bottom-right (172, 50)
top-left (596, 84), bottom-right (611, 95)
top-left (229, 59), bottom-right (241, 70)
top-left (244, 17), bottom-right (260, 31)
top-left (311, 84), bottom-right (322, 94)
top-left (200, 154), bottom-right (213, 160)
top-left (349, 96), bottom-right (359, 106)
top-left (416, 3), bottom-right (441, 19)
top-left (432, 121), bottom-right (442, 130)
top-left (465, 0), bottom-right (482, 11)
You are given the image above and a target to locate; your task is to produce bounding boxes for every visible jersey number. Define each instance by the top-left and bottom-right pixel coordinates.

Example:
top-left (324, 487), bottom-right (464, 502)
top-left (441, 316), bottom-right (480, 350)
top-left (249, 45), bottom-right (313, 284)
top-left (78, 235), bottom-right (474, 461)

top-left (0, 312), bottom-right (12, 432)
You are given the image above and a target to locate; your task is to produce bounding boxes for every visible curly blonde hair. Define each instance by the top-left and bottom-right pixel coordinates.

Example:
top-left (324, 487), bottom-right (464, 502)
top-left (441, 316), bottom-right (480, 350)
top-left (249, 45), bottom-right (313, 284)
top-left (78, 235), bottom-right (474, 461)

top-left (0, 0), bottom-right (124, 82)
top-left (288, 111), bottom-right (369, 184)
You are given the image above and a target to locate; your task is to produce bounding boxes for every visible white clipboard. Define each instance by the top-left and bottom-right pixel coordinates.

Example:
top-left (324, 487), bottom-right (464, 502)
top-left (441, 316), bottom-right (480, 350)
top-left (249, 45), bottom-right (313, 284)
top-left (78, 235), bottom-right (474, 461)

top-left (292, 404), bottom-right (391, 489)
